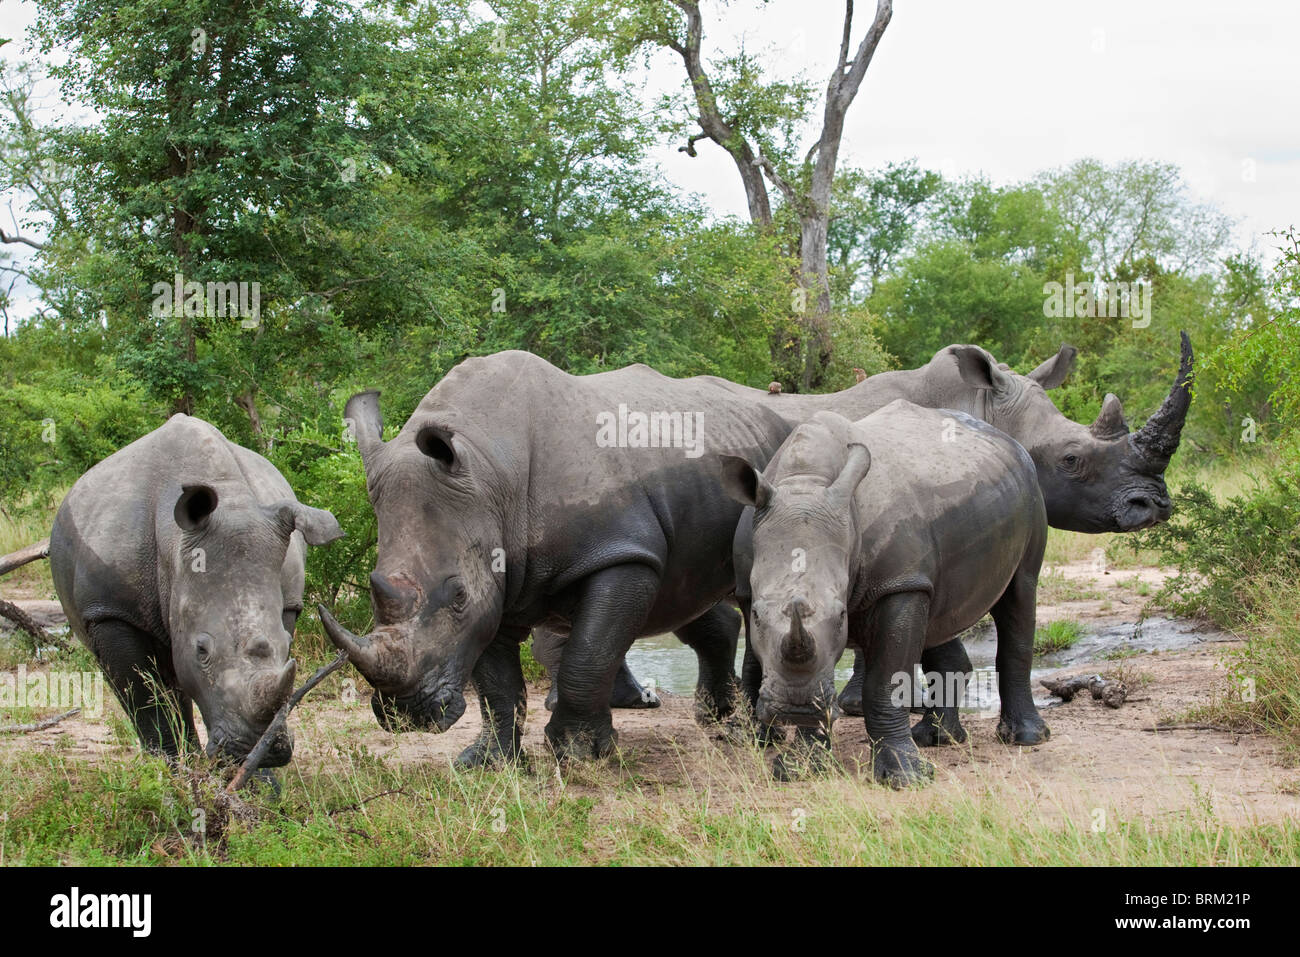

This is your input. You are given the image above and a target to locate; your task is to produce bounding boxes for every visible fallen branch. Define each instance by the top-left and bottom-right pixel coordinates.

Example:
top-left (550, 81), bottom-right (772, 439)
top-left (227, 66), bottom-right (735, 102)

top-left (1143, 722), bottom-right (1242, 733)
top-left (0, 708), bottom-right (79, 734)
top-left (0, 598), bottom-right (65, 651)
top-left (226, 651), bottom-right (349, 793)
top-left (0, 538), bottom-right (49, 577)
top-left (1041, 673), bottom-right (1128, 708)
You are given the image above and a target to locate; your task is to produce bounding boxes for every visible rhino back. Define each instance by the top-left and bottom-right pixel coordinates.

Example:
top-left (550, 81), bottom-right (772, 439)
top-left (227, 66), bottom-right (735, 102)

top-left (407, 351), bottom-right (791, 631)
top-left (846, 402), bottom-right (1044, 639)
top-left (50, 415), bottom-right (282, 643)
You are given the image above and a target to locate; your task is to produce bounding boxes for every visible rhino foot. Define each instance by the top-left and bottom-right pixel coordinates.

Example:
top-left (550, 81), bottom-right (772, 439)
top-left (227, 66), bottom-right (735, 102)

top-left (455, 733), bottom-right (526, 771)
top-left (837, 675), bottom-right (864, 717)
top-left (870, 741), bottom-right (934, 789)
top-left (771, 728), bottom-right (835, 782)
top-left (233, 767), bottom-right (282, 798)
top-left (911, 708), bottom-right (968, 747)
top-left (996, 714), bottom-right (1050, 746)
top-left (610, 663), bottom-right (660, 709)
top-left (722, 713), bottom-right (785, 748)
top-left (545, 719), bottom-right (618, 762)
top-left (693, 675), bottom-right (740, 727)
top-left (544, 683), bottom-right (557, 712)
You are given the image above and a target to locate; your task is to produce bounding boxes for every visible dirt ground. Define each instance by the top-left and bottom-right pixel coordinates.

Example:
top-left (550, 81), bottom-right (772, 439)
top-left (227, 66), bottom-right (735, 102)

top-left (4, 559), bottom-right (1299, 828)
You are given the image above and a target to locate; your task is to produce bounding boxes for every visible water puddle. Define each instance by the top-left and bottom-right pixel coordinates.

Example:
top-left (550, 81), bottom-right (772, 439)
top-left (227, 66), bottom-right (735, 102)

top-left (624, 615), bottom-right (1224, 713)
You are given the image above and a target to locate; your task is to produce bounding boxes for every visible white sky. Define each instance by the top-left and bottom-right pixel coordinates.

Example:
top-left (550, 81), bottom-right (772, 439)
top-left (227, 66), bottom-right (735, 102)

top-left (642, 0), bottom-right (1300, 254)
top-left (3, 0), bottom-right (1298, 320)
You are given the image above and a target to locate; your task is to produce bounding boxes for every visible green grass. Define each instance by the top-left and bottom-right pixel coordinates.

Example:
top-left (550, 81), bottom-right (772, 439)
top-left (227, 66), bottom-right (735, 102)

top-left (2, 736), bottom-right (1297, 866)
top-left (1034, 619), bottom-right (1085, 656)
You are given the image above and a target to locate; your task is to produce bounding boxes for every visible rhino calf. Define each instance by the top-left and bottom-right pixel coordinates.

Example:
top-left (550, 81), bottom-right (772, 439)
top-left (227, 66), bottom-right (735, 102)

top-left (49, 414), bottom-right (343, 765)
top-left (721, 404), bottom-right (1049, 787)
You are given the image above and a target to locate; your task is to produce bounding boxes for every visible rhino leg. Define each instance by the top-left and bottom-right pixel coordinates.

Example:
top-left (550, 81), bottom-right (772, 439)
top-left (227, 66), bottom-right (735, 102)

top-left (675, 602), bottom-right (740, 726)
top-left (860, 595), bottom-right (935, 789)
top-left (731, 599), bottom-right (784, 747)
top-left (837, 648), bottom-right (867, 717)
top-left (993, 538), bottom-right (1050, 747)
top-left (772, 725), bottom-right (835, 781)
top-left (545, 564), bottom-right (660, 762)
top-left (912, 639), bottom-right (971, 746)
top-left (89, 618), bottom-right (198, 759)
top-left (457, 627), bottom-right (529, 769)
top-left (536, 632), bottom-right (657, 711)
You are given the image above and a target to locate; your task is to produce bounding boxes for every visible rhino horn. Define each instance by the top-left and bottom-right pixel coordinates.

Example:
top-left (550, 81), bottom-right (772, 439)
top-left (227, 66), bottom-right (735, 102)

top-left (1090, 393), bottom-right (1130, 440)
top-left (780, 597), bottom-right (816, 666)
top-left (252, 659), bottom-right (297, 720)
top-left (1130, 331), bottom-right (1193, 470)
top-left (345, 390), bottom-right (386, 473)
top-left (318, 604), bottom-right (405, 686)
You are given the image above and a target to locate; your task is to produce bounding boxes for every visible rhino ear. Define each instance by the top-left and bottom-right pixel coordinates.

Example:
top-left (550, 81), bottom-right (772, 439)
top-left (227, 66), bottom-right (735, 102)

top-left (718, 454), bottom-right (773, 510)
top-left (174, 484), bottom-right (219, 532)
top-left (268, 501), bottom-right (345, 546)
top-left (951, 346), bottom-right (1017, 396)
top-left (344, 391), bottom-right (384, 473)
top-left (828, 443), bottom-right (872, 505)
top-left (1027, 344), bottom-right (1077, 390)
top-left (415, 423), bottom-right (457, 468)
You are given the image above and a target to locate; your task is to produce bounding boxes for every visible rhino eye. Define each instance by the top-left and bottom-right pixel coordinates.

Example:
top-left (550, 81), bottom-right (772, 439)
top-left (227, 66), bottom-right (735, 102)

top-left (1060, 453), bottom-right (1081, 471)
top-left (196, 635), bottom-right (213, 665)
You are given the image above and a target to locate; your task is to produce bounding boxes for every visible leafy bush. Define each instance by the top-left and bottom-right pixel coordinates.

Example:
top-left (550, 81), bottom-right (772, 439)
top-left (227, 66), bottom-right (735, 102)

top-left (1133, 473), bottom-right (1300, 629)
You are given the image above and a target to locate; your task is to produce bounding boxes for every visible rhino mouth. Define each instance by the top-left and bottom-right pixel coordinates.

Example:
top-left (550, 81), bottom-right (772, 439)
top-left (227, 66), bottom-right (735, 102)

top-left (757, 675), bottom-right (838, 727)
top-left (1116, 492), bottom-right (1173, 531)
top-left (370, 673), bottom-right (467, 733)
top-left (208, 725), bottom-right (295, 768)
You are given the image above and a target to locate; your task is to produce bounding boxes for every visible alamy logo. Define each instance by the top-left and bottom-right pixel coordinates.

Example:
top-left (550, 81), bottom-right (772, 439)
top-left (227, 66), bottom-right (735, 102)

top-left (0, 666), bottom-right (103, 718)
top-left (595, 405), bottom-right (705, 458)
top-left (1043, 272), bottom-right (1152, 327)
top-left (151, 272), bottom-right (261, 328)
top-left (49, 887), bottom-right (151, 937)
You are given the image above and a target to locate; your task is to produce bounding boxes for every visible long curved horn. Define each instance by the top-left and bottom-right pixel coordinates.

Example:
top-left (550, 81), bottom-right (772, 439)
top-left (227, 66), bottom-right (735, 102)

top-left (318, 604), bottom-right (404, 686)
top-left (1131, 331), bottom-right (1193, 470)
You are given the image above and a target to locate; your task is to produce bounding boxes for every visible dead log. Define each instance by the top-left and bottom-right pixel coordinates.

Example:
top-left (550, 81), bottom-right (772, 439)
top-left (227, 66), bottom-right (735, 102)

top-left (225, 650), bottom-right (349, 793)
top-left (0, 538), bottom-right (49, 577)
top-left (1041, 673), bottom-right (1128, 708)
top-left (0, 708), bottom-right (79, 734)
top-left (0, 598), bottom-right (65, 651)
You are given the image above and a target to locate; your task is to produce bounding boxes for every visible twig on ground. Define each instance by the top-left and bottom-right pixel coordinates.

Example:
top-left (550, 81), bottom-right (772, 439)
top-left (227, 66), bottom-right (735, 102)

top-left (226, 651), bottom-right (349, 793)
top-left (0, 708), bottom-right (79, 734)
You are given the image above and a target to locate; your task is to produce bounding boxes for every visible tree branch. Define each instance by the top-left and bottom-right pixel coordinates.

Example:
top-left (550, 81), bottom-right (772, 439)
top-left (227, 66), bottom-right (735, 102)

top-left (0, 227), bottom-right (46, 250)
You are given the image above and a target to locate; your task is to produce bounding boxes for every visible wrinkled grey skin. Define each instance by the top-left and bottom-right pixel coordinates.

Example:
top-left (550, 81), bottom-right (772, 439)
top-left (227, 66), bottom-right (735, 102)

top-left (714, 333), bottom-right (1192, 737)
top-left (720, 405), bottom-right (1048, 787)
top-left (49, 415), bottom-right (343, 767)
top-left (318, 351), bottom-right (790, 765)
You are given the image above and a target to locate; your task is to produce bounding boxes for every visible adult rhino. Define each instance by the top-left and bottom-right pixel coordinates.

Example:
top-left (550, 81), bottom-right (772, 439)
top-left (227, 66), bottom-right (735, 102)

top-left (317, 351), bottom-right (792, 764)
top-left (720, 405), bottom-right (1048, 786)
top-left (549, 334), bottom-right (1192, 720)
top-left (705, 332), bottom-right (1192, 742)
top-left (49, 414), bottom-right (343, 765)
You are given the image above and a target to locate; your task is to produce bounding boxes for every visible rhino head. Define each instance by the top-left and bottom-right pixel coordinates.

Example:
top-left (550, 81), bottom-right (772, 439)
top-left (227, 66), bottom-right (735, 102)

top-left (945, 332), bottom-right (1193, 532)
top-left (319, 391), bottom-right (507, 733)
top-left (168, 483), bottom-right (342, 766)
top-left (719, 413), bottom-right (872, 726)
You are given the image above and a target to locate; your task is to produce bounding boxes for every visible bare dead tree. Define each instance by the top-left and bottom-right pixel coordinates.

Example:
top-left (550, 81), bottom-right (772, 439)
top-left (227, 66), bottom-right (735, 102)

top-left (658, 1), bottom-right (894, 390)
